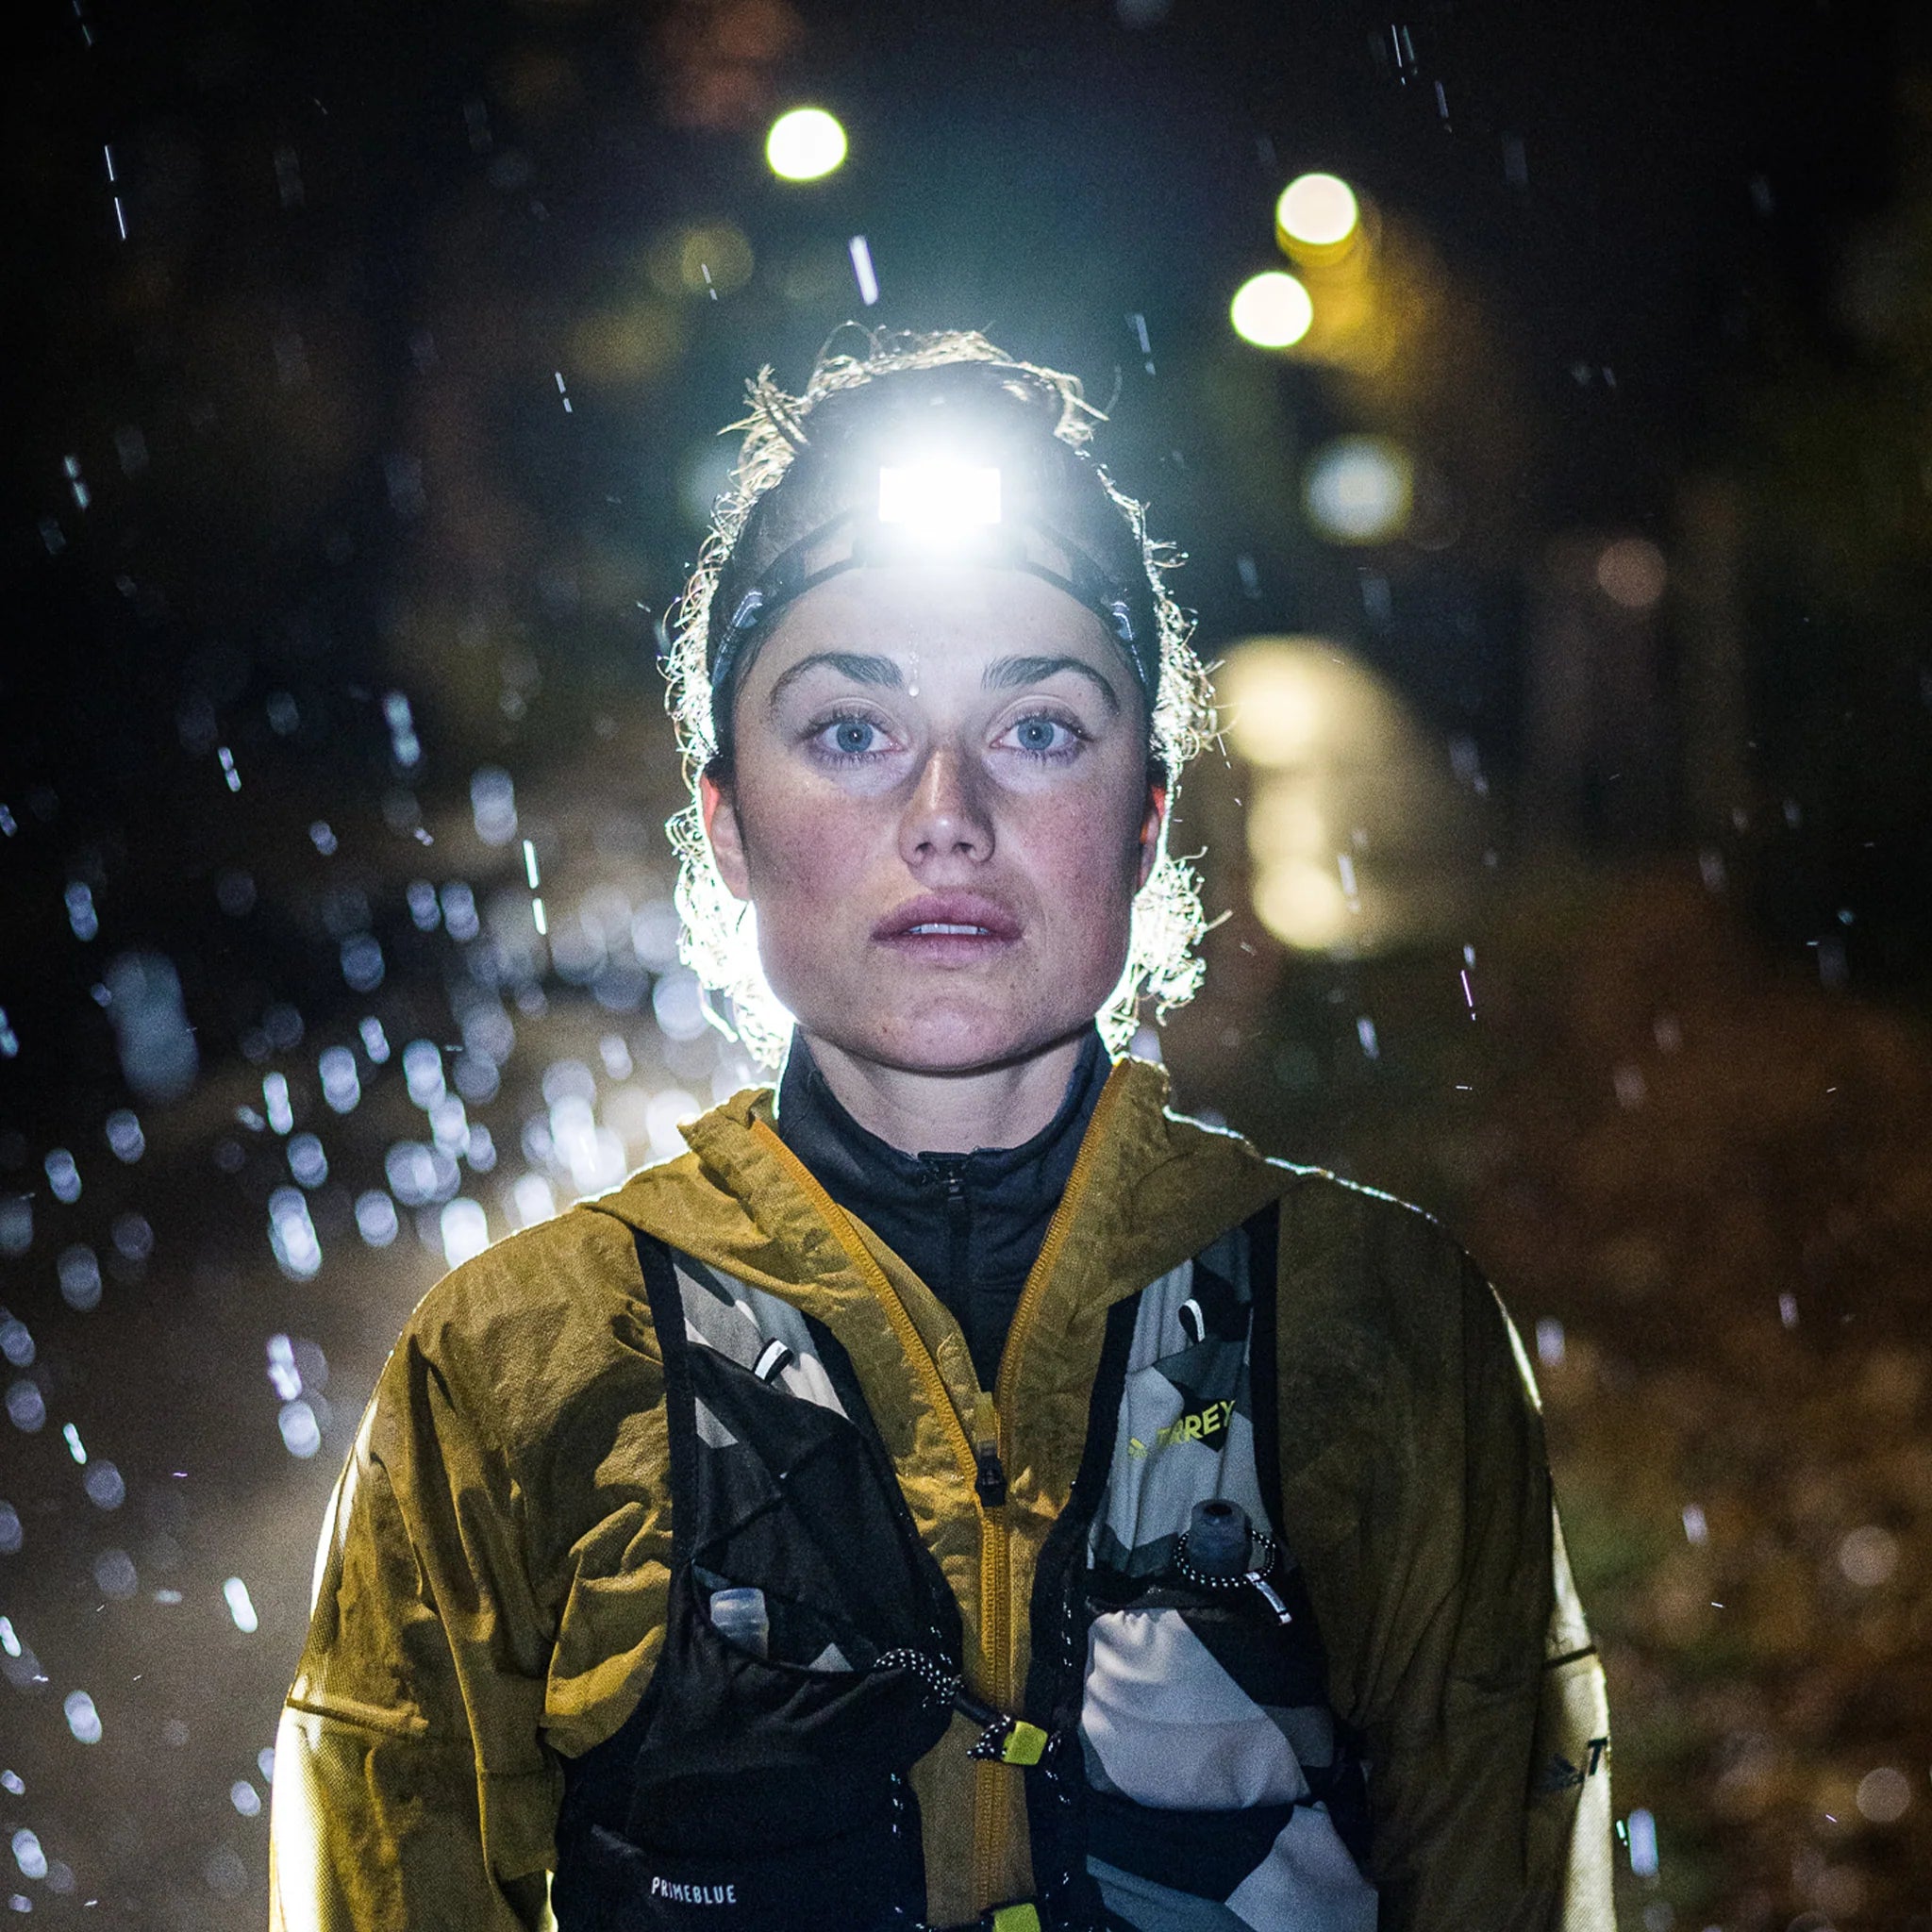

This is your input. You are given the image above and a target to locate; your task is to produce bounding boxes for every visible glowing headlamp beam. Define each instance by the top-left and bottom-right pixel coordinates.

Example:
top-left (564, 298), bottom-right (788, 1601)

top-left (876, 463), bottom-right (1002, 542)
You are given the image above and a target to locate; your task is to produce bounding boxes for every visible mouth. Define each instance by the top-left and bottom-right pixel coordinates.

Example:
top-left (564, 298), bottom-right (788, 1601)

top-left (873, 893), bottom-right (1023, 951)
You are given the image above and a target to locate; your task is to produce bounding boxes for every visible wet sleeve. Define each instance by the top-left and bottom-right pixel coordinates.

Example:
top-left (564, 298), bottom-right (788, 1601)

top-left (1364, 1255), bottom-right (1615, 1932)
top-left (267, 1324), bottom-right (559, 1932)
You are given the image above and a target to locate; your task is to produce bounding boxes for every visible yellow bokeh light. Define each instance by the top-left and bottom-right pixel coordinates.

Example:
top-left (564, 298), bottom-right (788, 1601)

top-left (1219, 647), bottom-right (1326, 769)
top-left (646, 222), bottom-right (756, 301)
top-left (1275, 173), bottom-right (1359, 250)
top-left (1229, 271), bottom-right (1313, 350)
top-left (765, 107), bottom-right (847, 182)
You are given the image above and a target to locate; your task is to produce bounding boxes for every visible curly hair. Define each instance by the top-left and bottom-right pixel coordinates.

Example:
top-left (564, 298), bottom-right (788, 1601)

top-left (662, 325), bottom-right (1216, 1067)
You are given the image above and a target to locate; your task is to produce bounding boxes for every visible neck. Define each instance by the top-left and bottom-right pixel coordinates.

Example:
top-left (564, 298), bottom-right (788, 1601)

top-left (794, 1028), bottom-right (1095, 1155)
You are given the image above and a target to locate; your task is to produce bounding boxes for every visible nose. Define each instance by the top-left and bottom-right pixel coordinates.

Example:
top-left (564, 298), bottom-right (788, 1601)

top-left (897, 741), bottom-right (994, 871)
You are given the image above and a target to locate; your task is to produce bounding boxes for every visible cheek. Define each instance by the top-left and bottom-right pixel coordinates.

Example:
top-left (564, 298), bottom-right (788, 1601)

top-left (733, 770), bottom-right (878, 900)
top-left (1010, 776), bottom-right (1147, 929)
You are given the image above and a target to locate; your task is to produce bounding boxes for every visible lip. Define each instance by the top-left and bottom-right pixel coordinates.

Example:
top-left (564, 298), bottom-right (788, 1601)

top-left (872, 891), bottom-right (1023, 946)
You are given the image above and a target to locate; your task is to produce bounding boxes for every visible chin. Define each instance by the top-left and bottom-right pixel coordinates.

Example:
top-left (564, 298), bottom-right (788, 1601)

top-left (808, 991), bottom-right (1096, 1077)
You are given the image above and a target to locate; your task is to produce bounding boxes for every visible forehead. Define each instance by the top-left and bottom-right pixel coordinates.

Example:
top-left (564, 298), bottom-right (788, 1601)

top-left (743, 562), bottom-right (1127, 691)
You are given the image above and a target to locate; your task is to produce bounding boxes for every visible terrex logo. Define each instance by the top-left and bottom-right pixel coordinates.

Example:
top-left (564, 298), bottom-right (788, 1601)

top-left (1126, 1399), bottom-right (1236, 1457)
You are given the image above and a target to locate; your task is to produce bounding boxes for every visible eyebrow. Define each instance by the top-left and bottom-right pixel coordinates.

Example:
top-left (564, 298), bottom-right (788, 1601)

top-left (765, 647), bottom-right (1124, 715)
top-left (983, 655), bottom-right (1123, 714)
top-left (767, 652), bottom-right (904, 708)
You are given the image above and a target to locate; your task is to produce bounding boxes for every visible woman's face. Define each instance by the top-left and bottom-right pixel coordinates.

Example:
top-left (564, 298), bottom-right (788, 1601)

top-left (701, 561), bottom-right (1163, 1074)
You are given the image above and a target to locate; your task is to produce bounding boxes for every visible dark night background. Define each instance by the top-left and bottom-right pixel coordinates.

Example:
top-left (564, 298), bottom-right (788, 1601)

top-left (6, 0), bottom-right (1931, 1925)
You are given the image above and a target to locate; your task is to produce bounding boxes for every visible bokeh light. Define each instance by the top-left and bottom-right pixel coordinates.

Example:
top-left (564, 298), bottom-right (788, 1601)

top-left (1217, 638), bottom-right (1491, 954)
top-left (1595, 535), bottom-right (1668, 608)
top-left (765, 107), bottom-right (847, 181)
top-left (1303, 436), bottom-right (1414, 545)
top-left (1275, 172), bottom-right (1359, 249)
top-left (1229, 271), bottom-right (1313, 349)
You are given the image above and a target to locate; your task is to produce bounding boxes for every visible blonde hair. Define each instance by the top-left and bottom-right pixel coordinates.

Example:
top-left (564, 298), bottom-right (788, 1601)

top-left (663, 326), bottom-right (1215, 1067)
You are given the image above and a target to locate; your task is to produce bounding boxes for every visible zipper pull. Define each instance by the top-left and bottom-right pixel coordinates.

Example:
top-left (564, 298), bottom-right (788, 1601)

top-left (973, 1391), bottom-right (1007, 1509)
top-left (1243, 1570), bottom-right (1294, 1625)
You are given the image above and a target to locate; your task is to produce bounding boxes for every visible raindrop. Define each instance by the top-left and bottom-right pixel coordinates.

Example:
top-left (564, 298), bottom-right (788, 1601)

top-left (6, 1384), bottom-right (45, 1433)
top-left (92, 1548), bottom-right (138, 1599)
top-left (652, 969), bottom-right (709, 1042)
top-left (110, 1213), bottom-right (152, 1263)
top-left (341, 933), bottom-right (385, 992)
top-left (104, 1109), bottom-right (144, 1162)
top-left (63, 1690), bottom-right (102, 1743)
top-left (354, 1191), bottom-right (399, 1247)
top-left (44, 1149), bottom-right (81, 1203)
top-left (511, 1174), bottom-right (557, 1227)
top-left (103, 952), bottom-right (198, 1100)
top-left (268, 1189), bottom-right (321, 1279)
top-left (231, 1780), bottom-right (261, 1817)
top-left (278, 1400), bottom-right (321, 1458)
top-left (0, 1505), bottom-right (19, 1554)
top-left (204, 1846), bottom-right (247, 1897)
top-left (58, 1245), bottom-right (103, 1312)
top-left (0, 1200), bottom-right (27, 1257)
top-left (266, 1335), bottom-right (302, 1400)
top-left (288, 1133), bottom-right (328, 1188)
top-left (440, 1198), bottom-right (490, 1268)
top-left (84, 1461), bottom-right (125, 1510)
top-left (470, 768), bottom-right (517, 845)
top-left (403, 1040), bottom-right (446, 1106)
top-left (386, 1142), bottom-right (457, 1206)
top-left (10, 1830), bottom-right (45, 1882)
top-left (441, 881), bottom-right (480, 941)
top-left (0, 1320), bottom-right (32, 1369)
top-left (319, 1045), bottom-right (361, 1112)
top-left (223, 1576), bottom-right (258, 1633)
top-left (65, 881), bottom-right (99, 941)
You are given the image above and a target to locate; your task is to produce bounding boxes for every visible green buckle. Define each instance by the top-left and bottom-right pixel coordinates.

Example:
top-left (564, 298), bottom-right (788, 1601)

top-left (967, 1713), bottom-right (1050, 1767)
top-left (989, 1904), bottom-right (1041, 1932)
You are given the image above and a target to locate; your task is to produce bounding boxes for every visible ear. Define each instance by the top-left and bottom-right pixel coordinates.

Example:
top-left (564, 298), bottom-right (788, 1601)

top-left (1135, 778), bottom-right (1168, 890)
top-left (699, 772), bottom-right (753, 901)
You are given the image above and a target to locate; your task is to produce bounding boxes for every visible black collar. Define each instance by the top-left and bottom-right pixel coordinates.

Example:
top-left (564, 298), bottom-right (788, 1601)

top-left (774, 1028), bottom-right (1110, 1385)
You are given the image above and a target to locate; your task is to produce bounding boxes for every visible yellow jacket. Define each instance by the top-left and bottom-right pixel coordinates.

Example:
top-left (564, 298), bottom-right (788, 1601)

top-left (269, 1057), bottom-right (1613, 1929)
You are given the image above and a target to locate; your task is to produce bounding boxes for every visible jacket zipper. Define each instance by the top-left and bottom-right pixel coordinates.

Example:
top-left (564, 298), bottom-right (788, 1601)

top-left (972, 1068), bottom-right (1125, 1913)
top-left (750, 1068), bottom-right (1126, 1915)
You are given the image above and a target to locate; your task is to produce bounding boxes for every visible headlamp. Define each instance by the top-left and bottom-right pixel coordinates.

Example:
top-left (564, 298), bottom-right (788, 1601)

top-left (875, 462), bottom-right (1003, 541)
top-left (707, 445), bottom-right (1157, 712)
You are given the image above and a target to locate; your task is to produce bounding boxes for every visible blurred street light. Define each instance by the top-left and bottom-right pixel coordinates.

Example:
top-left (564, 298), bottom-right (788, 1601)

top-left (1275, 173), bottom-right (1359, 253)
top-left (1217, 638), bottom-right (1490, 954)
top-left (1230, 270), bottom-right (1314, 349)
top-left (1303, 436), bottom-right (1414, 544)
top-left (765, 107), bottom-right (847, 181)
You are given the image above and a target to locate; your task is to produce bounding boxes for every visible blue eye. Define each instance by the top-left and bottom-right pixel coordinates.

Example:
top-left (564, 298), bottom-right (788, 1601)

top-left (1008, 715), bottom-right (1078, 758)
top-left (813, 715), bottom-right (883, 759)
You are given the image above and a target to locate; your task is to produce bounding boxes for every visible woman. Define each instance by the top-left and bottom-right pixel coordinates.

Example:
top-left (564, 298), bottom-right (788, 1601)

top-left (269, 332), bottom-right (1613, 1931)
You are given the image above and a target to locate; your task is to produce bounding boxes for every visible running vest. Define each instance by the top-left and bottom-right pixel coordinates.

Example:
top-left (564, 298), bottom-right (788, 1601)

top-left (553, 1212), bottom-right (1374, 1932)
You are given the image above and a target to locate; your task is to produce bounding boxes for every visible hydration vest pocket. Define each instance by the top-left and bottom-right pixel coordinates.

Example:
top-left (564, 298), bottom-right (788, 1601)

top-left (554, 1241), bottom-right (963, 1931)
top-left (571, 1798), bottom-right (921, 1932)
